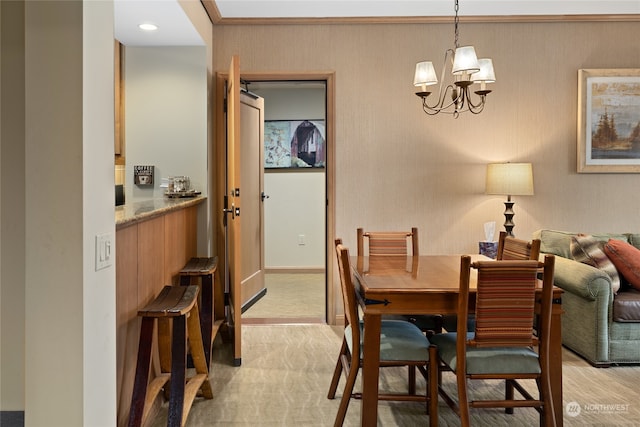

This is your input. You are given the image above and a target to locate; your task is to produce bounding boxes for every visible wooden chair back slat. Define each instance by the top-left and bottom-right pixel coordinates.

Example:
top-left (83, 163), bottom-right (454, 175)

top-left (497, 231), bottom-right (541, 261)
top-left (471, 260), bottom-right (540, 347)
top-left (357, 227), bottom-right (419, 257)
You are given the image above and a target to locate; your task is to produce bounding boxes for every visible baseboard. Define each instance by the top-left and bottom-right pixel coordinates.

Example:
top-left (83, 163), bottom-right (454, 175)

top-left (241, 287), bottom-right (267, 314)
top-left (0, 411), bottom-right (24, 427)
top-left (265, 268), bottom-right (324, 274)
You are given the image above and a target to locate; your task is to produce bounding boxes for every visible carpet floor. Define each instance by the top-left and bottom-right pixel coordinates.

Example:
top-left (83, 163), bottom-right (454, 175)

top-left (150, 324), bottom-right (640, 426)
top-left (242, 273), bottom-right (325, 321)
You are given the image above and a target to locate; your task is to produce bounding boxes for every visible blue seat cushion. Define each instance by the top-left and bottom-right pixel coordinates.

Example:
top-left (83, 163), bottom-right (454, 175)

top-left (430, 332), bottom-right (540, 375)
top-left (345, 320), bottom-right (431, 362)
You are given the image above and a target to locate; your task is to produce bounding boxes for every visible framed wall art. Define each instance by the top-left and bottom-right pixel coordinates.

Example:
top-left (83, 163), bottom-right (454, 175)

top-left (133, 165), bottom-right (154, 185)
top-left (578, 69), bottom-right (640, 173)
top-left (264, 120), bottom-right (325, 169)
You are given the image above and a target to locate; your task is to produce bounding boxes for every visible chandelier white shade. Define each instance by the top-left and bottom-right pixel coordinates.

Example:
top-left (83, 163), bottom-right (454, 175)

top-left (451, 46), bottom-right (480, 75)
top-left (472, 59), bottom-right (496, 84)
top-left (413, 61), bottom-right (438, 91)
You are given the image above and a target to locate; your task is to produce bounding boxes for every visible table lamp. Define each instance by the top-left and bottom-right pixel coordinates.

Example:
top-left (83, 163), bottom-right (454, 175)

top-left (485, 163), bottom-right (534, 237)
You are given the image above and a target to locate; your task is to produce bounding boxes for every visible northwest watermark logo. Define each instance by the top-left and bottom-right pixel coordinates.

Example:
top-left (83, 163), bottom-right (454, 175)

top-left (566, 401), bottom-right (630, 417)
top-left (566, 401), bottom-right (581, 417)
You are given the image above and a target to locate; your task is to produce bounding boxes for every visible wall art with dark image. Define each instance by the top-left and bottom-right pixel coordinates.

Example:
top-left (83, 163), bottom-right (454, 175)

top-left (264, 120), bottom-right (325, 169)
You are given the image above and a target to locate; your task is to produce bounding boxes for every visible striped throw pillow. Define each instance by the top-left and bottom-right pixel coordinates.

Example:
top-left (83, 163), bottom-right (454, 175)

top-left (570, 234), bottom-right (620, 294)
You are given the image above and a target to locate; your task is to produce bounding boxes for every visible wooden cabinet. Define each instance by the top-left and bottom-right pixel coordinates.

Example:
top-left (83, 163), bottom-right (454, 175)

top-left (115, 205), bottom-right (199, 426)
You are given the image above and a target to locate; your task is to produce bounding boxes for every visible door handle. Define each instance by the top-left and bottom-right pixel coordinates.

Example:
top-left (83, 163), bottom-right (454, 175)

top-left (261, 192), bottom-right (270, 202)
top-left (223, 206), bottom-right (239, 219)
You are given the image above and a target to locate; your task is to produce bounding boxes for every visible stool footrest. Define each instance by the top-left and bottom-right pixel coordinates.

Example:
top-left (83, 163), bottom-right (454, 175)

top-left (142, 374), bottom-right (171, 424)
top-left (181, 373), bottom-right (212, 425)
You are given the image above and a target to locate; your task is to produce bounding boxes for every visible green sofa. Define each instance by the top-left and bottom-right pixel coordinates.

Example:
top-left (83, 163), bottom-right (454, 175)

top-left (533, 229), bottom-right (640, 367)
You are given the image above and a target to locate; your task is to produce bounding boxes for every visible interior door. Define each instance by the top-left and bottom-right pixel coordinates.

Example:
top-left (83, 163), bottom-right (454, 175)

top-left (225, 55), bottom-right (242, 365)
top-left (221, 56), bottom-right (266, 366)
top-left (239, 91), bottom-right (266, 309)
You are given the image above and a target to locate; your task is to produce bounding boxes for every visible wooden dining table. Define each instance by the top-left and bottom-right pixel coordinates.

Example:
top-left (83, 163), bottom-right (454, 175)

top-left (351, 254), bottom-right (564, 426)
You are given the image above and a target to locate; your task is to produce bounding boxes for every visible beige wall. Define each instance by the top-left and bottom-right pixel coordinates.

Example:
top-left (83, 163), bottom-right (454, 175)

top-left (212, 20), bottom-right (639, 316)
top-left (24, 2), bottom-right (85, 425)
top-left (212, 21), bottom-right (640, 251)
top-left (1, 0), bottom-right (26, 412)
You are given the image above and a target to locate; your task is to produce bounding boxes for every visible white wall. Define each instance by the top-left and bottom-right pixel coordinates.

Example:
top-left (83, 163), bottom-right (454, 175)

top-left (124, 46), bottom-right (207, 201)
top-left (253, 86), bottom-right (326, 269)
top-left (264, 172), bottom-right (326, 268)
top-left (124, 45), bottom-right (211, 255)
top-left (83, 2), bottom-right (117, 424)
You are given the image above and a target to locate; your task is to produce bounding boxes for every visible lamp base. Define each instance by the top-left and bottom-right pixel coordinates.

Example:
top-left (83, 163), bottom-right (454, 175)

top-left (503, 200), bottom-right (515, 237)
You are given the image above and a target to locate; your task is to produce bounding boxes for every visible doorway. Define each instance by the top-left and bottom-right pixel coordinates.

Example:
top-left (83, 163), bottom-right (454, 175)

top-left (239, 76), bottom-right (335, 325)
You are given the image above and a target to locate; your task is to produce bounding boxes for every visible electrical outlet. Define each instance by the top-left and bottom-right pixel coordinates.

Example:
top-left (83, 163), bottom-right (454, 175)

top-left (95, 232), bottom-right (114, 271)
top-left (298, 234), bottom-right (306, 246)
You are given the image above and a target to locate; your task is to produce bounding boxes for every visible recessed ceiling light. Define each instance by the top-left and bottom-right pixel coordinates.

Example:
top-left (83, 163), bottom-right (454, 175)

top-left (138, 23), bottom-right (158, 31)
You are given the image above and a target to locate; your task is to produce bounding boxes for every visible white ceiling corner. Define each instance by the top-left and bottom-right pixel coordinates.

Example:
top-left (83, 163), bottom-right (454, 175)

top-left (114, 0), bottom-right (640, 46)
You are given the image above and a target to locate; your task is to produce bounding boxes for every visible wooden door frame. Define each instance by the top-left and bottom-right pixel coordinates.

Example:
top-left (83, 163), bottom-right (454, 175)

top-left (214, 71), bottom-right (337, 325)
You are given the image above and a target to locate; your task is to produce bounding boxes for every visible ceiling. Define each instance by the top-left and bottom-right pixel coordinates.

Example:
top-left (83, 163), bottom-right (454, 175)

top-left (115, 0), bottom-right (640, 46)
top-left (214, 0), bottom-right (640, 19)
top-left (114, 0), bottom-right (205, 46)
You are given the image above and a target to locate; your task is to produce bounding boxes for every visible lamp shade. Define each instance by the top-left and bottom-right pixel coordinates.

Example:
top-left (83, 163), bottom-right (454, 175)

top-left (452, 46), bottom-right (480, 75)
top-left (471, 58), bottom-right (496, 83)
top-left (485, 163), bottom-right (534, 196)
top-left (414, 61), bottom-right (438, 87)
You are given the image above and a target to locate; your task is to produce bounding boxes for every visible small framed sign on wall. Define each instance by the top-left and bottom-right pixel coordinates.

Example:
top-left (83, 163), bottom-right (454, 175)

top-left (578, 69), bottom-right (640, 173)
top-left (134, 165), bottom-right (154, 185)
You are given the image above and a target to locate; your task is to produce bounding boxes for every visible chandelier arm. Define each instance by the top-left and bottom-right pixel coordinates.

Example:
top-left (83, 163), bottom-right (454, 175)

top-left (434, 49), bottom-right (456, 102)
top-left (467, 101), bottom-right (486, 114)
top-left (422, 103), bottom-right (444, 115)
top-left (466, 92), bottom-right (487, 111)
top-left (421, 85), bottom-right (460, 113)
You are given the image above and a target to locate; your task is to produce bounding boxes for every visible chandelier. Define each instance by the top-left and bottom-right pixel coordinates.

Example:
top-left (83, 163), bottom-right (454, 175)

top-left (413, 0), bottom-right (495, 118)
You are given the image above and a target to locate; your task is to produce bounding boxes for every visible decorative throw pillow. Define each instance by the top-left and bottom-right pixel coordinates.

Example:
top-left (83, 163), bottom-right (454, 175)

top-left (604, 239), bottom-right (640, 291)
top-left (570, 234), bottom-right (621, 294)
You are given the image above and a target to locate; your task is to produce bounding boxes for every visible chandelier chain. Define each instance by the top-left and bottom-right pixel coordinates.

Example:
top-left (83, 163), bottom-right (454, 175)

top-left (454, 0), bottom-right (459, 48)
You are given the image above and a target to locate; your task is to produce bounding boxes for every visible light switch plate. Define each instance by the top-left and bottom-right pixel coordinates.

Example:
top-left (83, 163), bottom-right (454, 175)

top-left (95, 232), bottom-right (114, 271)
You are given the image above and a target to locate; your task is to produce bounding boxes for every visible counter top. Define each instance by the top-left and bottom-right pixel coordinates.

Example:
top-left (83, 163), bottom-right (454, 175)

top-left (116, 196), bottom-right (206, 229)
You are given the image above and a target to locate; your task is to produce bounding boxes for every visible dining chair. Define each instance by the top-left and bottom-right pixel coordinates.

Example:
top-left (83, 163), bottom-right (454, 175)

top-left (357, 227), bottom-right (443, 335)
top-left (431, 255), bottom-right (557, 427)
top-left (327, 239), bottom-right (438, 427)
top-left (357, 227), bottom-right (419, 257)
top-left (497, 231), bottom-right (542, 261)
top-left (442, 231), bottom-right (542, 332)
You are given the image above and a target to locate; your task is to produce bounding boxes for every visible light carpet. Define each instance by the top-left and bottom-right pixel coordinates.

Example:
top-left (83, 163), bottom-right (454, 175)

top-left (150, 324), bottom-right (640, 426)
top-left (242, 273), bottom-right (325, 320)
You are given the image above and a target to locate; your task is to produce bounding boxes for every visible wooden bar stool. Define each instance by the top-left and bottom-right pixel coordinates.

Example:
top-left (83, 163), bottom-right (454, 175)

top-left (179, 256), bottom-right (218, 370)
top-left (128, 285), bottom-right (213, 427)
